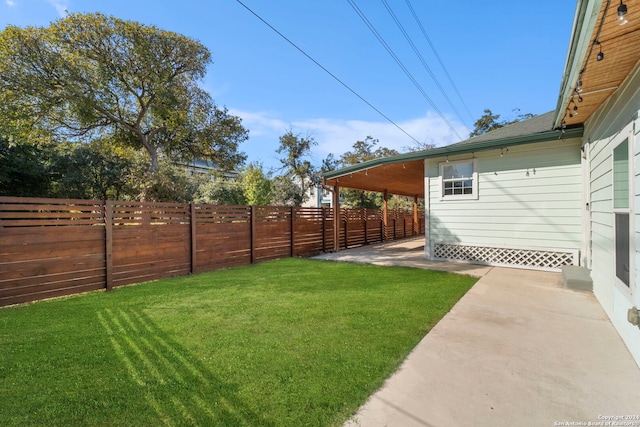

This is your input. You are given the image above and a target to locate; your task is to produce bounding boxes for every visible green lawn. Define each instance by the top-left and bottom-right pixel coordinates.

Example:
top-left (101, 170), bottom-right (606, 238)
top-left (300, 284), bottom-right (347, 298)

top-left (0, 258), bottom-right (476, 426)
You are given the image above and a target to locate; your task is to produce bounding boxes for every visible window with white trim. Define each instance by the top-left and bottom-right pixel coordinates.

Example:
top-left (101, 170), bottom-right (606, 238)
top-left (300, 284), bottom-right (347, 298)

top-left (440, 159), bottom-right (478, 200)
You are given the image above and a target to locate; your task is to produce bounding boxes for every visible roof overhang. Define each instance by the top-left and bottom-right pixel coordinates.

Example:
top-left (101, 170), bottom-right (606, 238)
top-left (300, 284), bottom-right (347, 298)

top-left (323, 127), bottom-right (583, 198)
top-left (554, 0), bottom-right (640, 128)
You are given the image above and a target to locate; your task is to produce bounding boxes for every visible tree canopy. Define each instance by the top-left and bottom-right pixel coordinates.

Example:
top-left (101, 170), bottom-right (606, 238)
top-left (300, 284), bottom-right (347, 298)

top-left (338, 136), bottom-right (400, 209)
top-left (275, 130), bottom-right (317, 205)
top-left (0, 12), bottom-right (248, 178)
top-left (469, 109), bottom-right (535, 138)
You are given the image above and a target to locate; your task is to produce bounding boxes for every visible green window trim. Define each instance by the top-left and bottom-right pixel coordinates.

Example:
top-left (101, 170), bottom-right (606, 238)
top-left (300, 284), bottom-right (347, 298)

top-left (612, 137), bottom-right (631, 288)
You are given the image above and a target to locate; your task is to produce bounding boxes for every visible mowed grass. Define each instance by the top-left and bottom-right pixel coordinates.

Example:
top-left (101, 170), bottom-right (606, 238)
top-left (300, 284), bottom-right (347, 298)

top-left (0, 258), bottom-right (477, 426)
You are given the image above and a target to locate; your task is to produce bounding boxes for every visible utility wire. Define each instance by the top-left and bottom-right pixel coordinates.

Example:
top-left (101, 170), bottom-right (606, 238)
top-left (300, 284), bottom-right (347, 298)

top-left (235, 0), bottom-right (421, 145)
top-left (381, 0), bottom-right (466, 127)
top-left (347, 0), bottom-right (464, 141)
top-left (404, 0), bottom-right (474, 121)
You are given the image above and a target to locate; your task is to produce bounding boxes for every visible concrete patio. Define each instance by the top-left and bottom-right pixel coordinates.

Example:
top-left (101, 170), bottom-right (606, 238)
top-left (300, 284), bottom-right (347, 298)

top-left (315, 238), bottom-right (640, 427)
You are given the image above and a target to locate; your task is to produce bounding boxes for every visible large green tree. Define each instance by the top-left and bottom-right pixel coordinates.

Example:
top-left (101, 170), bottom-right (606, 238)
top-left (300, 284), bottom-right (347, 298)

top-left (241, 162), bottom-right (272, 206)
top-left (0, 13), bottom-right (248, 179)
top-left (0, 137), bottom-right (53, 197)
top-left (270, 175), bottom-right (302, 206)
top-left (50, 140), bottom-right (138, 200)
top-left (469, 109), bottom-right (535, 138)
top-left (194, 176), bottom-right (246, 205)
top-left (275, 130), bottom-right (317, 206)
top-left (339, 136), bottom-right (400, 209)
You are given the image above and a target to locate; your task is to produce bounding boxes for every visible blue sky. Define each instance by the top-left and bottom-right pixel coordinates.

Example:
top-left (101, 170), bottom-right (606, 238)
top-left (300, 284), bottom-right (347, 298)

top-left (1, 0), bottom-right (577, 170)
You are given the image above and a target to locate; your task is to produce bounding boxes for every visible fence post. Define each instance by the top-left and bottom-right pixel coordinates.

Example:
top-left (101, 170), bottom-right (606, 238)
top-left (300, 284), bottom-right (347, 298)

top-left (343, 209), bottom-right (348, 249)
top-left (190, 203), bottom-right (197, 274)
top-left (290, 206), bottom-right (296, 258)
top-left (250, 205), bottom-right (256, 264)
top-left (404, 215), bottom-right (407, 238)
top-left (321, 208), bottom-right (326, 252)
top-left (364, 210), bottom-right (368, 245)
top-left (105, 200), bottom-right (113, 291)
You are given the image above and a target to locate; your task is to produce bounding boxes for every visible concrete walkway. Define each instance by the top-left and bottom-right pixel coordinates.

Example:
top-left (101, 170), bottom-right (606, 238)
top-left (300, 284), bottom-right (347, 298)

top-left (315, 239), bottom-right (640, 427)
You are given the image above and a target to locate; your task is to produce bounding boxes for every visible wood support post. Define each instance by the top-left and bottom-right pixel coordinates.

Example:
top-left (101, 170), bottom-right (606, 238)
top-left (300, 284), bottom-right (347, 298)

top-left (383, 190), bottom-right (388, 241)
top-left (333, 185), bottom-right (340, 252)
top-left (413, 195), bottom-right (419, 236)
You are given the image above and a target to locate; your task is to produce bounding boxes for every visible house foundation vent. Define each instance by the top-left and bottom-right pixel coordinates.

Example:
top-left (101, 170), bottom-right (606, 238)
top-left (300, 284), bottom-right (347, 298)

top-left (432, 242), bottom-right (578, 271)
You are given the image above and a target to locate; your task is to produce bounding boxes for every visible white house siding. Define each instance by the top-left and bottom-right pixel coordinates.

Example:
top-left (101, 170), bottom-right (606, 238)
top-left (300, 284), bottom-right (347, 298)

top-left (583, 62), bottom-right (640, 367)
top-left (425, 138), bottom-right (583, 269)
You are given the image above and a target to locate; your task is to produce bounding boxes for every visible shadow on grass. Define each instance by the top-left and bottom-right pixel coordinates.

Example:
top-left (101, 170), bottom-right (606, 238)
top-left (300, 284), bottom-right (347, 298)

top-left (97, 308), bottom-right (273, 427)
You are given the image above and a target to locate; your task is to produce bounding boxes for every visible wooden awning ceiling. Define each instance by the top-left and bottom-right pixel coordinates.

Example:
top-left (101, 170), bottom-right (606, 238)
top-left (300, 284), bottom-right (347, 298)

top-left (556, 0), bottom-right (640, 127)
top-left (324, 159), bottom-right (424, 198)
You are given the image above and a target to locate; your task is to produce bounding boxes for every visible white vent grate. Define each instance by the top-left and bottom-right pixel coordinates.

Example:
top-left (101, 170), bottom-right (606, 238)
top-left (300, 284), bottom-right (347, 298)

top-left (433, 242), bottom-right (577, 270)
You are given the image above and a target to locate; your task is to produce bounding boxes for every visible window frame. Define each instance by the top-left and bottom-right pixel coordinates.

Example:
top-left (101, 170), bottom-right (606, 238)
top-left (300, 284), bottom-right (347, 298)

top-left (611, 128), bottom-right (634, 296)
top-left (439, 158), bottom-right (478, 201)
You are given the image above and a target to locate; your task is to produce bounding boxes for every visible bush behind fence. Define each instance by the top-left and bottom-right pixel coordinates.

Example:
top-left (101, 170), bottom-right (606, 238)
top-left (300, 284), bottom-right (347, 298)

top-left (0, 196), bottom-right (425, 306)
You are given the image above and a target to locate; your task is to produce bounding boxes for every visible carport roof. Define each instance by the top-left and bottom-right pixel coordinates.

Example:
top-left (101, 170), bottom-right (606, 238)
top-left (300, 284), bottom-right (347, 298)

top-left (322, 111), bottom-right (583, 198)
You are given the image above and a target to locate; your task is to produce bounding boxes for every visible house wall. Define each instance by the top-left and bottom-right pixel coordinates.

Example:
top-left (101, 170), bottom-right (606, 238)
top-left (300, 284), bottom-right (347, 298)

top-left (424, 138), bottom-right (583, 270)
top-left (583, 62), bottom-right (640, 367)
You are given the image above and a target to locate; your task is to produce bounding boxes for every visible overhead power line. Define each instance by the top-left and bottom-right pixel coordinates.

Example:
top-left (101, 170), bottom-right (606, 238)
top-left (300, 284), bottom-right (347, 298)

top-left (346, 0), bottom-right (464, 141)
top-left (235, 0), bottom-right (421, 145)
top-left (404, 0), bottom-right (474, 121)
top-left (381, 0), bottom-right (466, 127)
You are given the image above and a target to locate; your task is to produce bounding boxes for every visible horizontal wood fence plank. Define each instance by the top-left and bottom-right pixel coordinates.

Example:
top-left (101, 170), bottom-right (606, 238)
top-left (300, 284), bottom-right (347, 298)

top-left (0, 197), bottom-right (424, 306)
top-left (0, 196), bottom-right (102, 205)
top-left (0, 240), bottom-right (104, 264)
top-left (0, 283), bottom-right (105, 306)
top-left (0, 226), bottom-right (104, 245)
top-left (0, 256), bottom-right (104, 281)
top-left (1, 272), bottom-right (105, 297)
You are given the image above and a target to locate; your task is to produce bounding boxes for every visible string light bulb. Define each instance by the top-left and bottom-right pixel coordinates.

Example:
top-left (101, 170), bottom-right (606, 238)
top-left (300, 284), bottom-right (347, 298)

top-left (618, 1), bottom-right (628, 25)
top-left (596, 40), bottom-right (604, 61)
top-left (576, 79), bottom-right (583, 92)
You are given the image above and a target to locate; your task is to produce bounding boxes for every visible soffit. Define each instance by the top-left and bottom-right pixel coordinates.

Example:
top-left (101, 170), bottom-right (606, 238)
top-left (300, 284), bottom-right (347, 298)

top-left (324, 159), bottom-right (424, 198)
top-left (557, 0), bottom-right (640, 127)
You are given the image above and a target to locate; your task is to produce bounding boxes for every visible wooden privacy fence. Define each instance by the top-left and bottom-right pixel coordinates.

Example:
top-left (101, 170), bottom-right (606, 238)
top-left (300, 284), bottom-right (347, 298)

top-left (0, 196), bottom-right (425, 307)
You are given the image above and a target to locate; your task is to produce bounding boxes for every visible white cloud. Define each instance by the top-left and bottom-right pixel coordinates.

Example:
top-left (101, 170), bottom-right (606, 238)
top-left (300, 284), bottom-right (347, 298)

top-left (228, 109), bottom-right (289, 138)
top-left (230, 108), bottom-right (469, 163)
top-left (6, 0), bottom-right (17, 7)
top-left (47, 0), bottom-right (68, 16)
